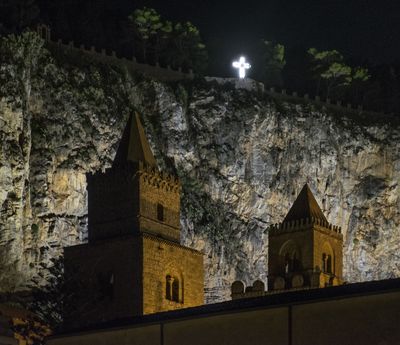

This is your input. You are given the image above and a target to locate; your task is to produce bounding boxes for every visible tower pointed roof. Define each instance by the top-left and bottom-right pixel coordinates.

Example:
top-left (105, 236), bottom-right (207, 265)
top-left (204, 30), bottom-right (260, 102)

top-left (283, 184), bottom-right (328, 223)
top-left (113, 113), bottom-right (157, 167)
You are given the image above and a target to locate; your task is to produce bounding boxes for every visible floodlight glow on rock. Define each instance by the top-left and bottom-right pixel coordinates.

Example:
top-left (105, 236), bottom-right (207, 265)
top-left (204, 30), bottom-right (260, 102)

top-left (232, 56), bottom-right (251, 79)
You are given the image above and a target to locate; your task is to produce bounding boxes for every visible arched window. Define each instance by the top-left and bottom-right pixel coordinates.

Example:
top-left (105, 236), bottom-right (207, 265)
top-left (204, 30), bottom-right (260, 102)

top-left (322, 253), bottom-right (333, 273)
top-left (284, 251), bottom-right (300, 273)
top-left (326, 254), bottom-right (332, 273)
top-left (279, 240), bottom-right (301, 274)
top-left (284, 253), bottom-right (291, 273)
top-left (321, 242), bottom-right (334, 274)
top-left (172, 278), bottom-right (180, 302)
top-left (166, 275), bottom-right (172, 300)
top-left (157, 203), bottom-right (164, 221)
top-left (166, 275), bottom-right (181, 302)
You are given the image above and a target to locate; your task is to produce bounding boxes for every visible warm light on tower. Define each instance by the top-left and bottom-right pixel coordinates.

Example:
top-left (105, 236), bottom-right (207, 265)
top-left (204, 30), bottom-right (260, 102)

top-left (232, 56), bottom-right (251, 78)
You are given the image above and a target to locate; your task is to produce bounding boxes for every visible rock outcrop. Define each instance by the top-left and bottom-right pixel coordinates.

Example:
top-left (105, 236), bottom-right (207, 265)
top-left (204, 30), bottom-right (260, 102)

top-left (0, 34), bottom-right (399, 303)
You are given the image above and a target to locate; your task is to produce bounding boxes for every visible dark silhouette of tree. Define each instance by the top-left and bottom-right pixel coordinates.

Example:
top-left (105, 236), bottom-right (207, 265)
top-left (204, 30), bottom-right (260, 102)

top-left (129, 7), bottom-right (164, 63)
top-left (308, 48), bottom-right (351, 98)
top-left (29, 256), bottom-right (106, 332)
top-left (167, 21), bottom-right (208, 73)
top-left (307, 48), bottom-right (371, 100)
top-left (348, 66), bottom-right (371, 105)
top-left (261, 40), bottom-right (286, 87)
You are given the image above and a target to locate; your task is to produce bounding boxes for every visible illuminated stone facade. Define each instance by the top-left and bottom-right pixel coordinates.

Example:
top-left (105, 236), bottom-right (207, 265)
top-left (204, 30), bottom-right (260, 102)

top-left (232, 184), bottom-right (343, 299)
top-left (268, 184), bottom-right (343, 291)
top-left (64, 114), bottom-right (204, 327)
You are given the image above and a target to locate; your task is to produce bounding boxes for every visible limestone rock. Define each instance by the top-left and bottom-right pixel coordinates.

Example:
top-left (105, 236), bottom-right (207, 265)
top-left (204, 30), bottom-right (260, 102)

top-left (0, 42), bottom-right (399, 304)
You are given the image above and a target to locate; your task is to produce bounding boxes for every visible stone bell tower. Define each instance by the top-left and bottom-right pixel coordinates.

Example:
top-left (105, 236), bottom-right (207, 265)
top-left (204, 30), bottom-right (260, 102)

top-left (267, 184), bottom-right (343, 291)
top-left (64, 114), bottom-right (204, 328)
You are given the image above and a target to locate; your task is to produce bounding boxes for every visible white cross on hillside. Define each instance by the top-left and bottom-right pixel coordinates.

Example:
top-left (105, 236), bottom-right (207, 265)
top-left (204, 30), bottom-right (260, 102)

top-left (232, 56), bottom-right (251, 79)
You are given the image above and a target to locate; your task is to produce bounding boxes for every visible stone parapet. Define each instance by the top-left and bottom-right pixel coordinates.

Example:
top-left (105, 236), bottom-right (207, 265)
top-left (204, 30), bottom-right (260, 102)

top-left (269, 217), bottom-right (342, 236)
top-left (231, 280), bottom-right (266, 300)
top-left (138, 162), bottom-right (180, 193)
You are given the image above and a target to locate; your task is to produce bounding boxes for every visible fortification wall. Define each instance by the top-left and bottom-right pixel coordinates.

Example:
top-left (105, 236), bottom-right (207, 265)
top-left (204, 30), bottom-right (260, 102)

top-left (36, 24), bottom-right (193, 82)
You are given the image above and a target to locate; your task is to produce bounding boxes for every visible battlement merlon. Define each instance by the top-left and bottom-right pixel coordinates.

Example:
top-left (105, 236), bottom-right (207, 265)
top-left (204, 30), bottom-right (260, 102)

top-left (138, 161), bottom-right (181, 194)
top-left (268, 217), bottom-right (342, 238)
top-left (87, 163), bottom-right (180, 193)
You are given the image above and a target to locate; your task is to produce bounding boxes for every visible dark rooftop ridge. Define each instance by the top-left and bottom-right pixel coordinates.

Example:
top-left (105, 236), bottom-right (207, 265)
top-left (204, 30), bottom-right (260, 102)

top-left (52, 277), bottom-right (400, 338)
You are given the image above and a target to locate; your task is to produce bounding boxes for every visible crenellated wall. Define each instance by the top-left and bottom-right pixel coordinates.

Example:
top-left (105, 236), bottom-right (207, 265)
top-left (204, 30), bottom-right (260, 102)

top-left (36, 24), bottom-right (194, 82)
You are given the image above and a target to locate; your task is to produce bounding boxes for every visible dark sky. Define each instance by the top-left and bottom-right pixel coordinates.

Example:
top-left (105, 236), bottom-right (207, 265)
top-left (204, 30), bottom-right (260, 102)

top-left (140, 0), bottom-right (400, 75)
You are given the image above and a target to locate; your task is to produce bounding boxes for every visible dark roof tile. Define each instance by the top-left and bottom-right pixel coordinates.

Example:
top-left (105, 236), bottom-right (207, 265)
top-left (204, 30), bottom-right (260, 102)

top-left (283, 183), bottom-right (327, 223)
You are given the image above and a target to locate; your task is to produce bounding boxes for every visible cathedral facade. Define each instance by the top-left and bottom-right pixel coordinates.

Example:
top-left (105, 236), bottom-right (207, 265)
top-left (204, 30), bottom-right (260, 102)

top-left (64, 114), bottom-right (204, 327)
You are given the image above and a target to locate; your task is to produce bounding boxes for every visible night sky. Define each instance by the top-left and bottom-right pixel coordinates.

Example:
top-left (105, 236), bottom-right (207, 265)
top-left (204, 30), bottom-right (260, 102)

top-left (140, 0), bottom-right (400, 75)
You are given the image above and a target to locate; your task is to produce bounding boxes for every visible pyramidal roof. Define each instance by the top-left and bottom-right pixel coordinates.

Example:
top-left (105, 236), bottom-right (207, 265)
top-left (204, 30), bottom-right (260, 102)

top-left (283, 184), bottom-right (328, 223)
top-left (113, 113), bottom-right (157, 167)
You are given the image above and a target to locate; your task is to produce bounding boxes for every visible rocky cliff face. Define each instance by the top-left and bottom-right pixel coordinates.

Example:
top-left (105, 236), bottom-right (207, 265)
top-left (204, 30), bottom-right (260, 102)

top-left (0, 35), bottom-right (399, 302)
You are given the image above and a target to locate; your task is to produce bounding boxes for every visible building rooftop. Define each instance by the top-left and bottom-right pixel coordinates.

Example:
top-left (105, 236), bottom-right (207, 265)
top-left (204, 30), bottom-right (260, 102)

top-left (283, 184), bottom-right (328, 223)
top-left (112, 113), bottom-right (157, 168)
top-left (52, 277), bottom-right (400, 338)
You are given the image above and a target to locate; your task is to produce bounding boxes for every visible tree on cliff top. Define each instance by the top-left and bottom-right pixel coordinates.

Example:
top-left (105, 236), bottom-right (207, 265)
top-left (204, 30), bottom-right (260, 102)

top-left (261, 40), bottom-right (286, 87)
top-left (129, 7), bottom-right (166, 62)
top-left (167, 21), bottom-right (208, 73)
top-left (128, 7), bottom-right (208, 73)
top-left (308, 47), bottom-right (370, 99)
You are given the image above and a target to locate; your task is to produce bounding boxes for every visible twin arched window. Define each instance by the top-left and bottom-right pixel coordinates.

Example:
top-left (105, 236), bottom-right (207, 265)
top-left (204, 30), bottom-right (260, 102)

top-left (166, 275), bottom-right (182, 303)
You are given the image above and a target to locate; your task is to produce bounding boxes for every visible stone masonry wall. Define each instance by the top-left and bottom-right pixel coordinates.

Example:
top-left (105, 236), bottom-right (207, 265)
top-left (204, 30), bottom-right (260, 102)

top-left (142, 235), bottom-right (204, 314)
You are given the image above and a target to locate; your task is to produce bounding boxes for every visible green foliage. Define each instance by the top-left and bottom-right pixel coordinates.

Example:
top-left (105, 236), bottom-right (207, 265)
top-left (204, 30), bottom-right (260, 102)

top-left (127, 7), bottom-right (208, 73)
top-left (0, 31), bottom-right (51, 108)
top-left (129, 7), bottom-right (164, 61)
top-left (261, 40), bottom-right (286, 87)
top-left (167, 21), bottom-right (208, 73)
top-left (307, 47), bottom-right (370, 99)
top-left (174, 84), bottom-right (189, 110)
top-left (29, 258), bottom-right (65, 330)
top-left (29, 257), bottom-right (106, 332)
top-left (131, 7), bottom-right (162, 40)
top-left (352, 67), bottom-right (370, 82)
top-left (320, 61), bottom-right (352, 96)
top-left (181, 176), bottom-right (240, 245)
top-left (31, 224), bottom-right (39, 236)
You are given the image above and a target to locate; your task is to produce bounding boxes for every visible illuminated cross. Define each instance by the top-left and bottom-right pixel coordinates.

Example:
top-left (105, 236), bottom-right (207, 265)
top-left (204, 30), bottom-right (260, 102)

top-left (232, 56), bottom-right (251, 79)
